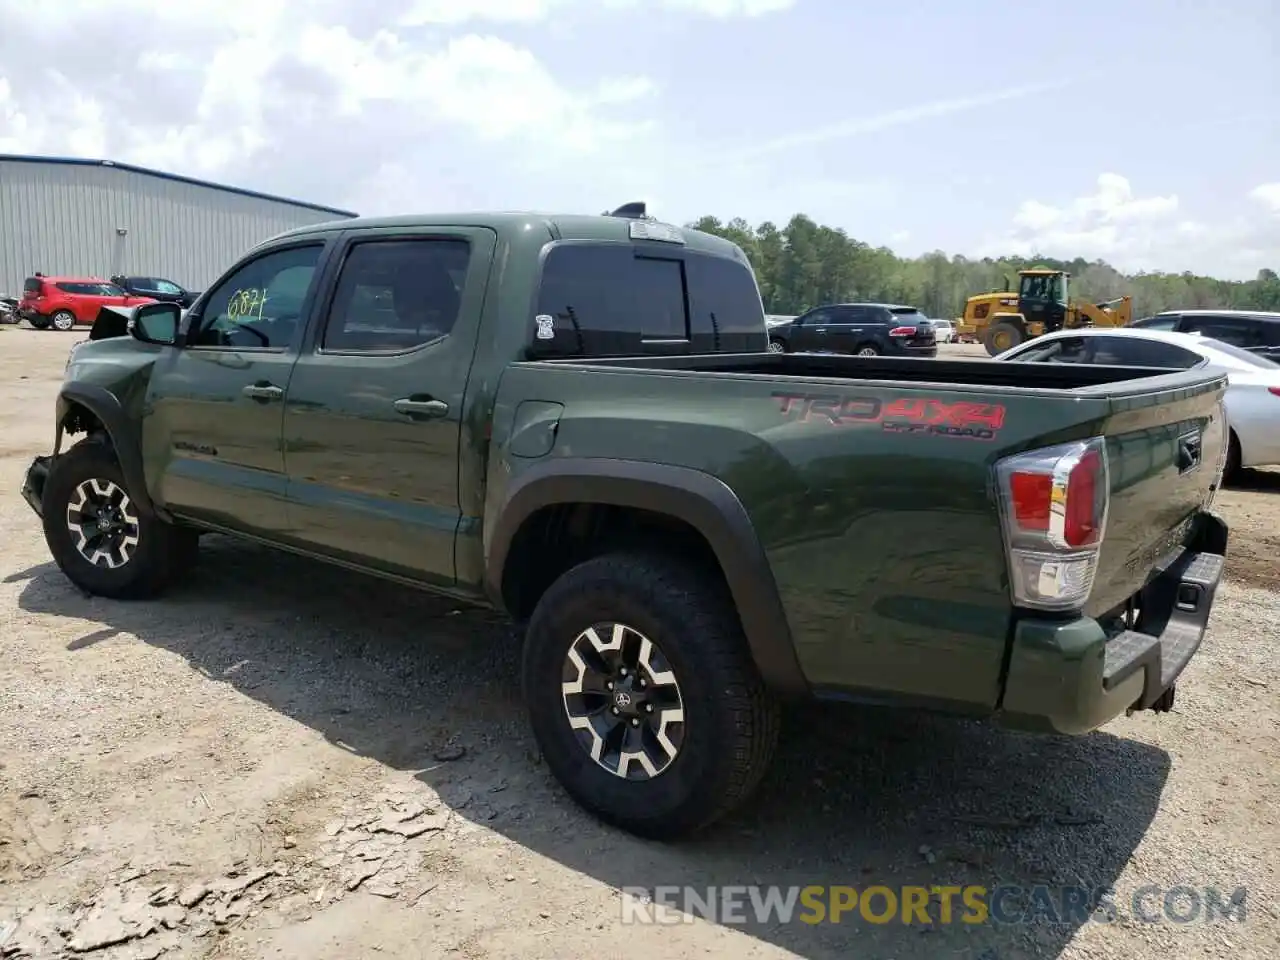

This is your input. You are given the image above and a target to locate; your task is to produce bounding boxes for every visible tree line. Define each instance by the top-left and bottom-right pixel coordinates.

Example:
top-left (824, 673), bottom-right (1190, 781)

top-left (686, 213), bottom-right (1280, 319)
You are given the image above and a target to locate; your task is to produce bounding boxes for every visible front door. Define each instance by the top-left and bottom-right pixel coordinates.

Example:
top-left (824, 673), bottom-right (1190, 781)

top-left (141, 241), bottom-right (331, 536)
top-left (794, 307), bottom-right (833, 352)
top-left (281, 228), bottom-right (497, 587)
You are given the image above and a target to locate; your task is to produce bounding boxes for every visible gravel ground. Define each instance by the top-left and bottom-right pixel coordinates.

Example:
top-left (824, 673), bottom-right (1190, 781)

top-left (1, 327), bottom-right (1277, 960)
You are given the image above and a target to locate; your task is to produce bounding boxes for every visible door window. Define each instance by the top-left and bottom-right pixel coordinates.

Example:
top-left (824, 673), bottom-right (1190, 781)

top-left (320, 238), bottom-right (471, 353)
top-left (1088, 336), bottom-right (1202, 368)
top-left (190, 245), bottom-right (324, 350)
top-left (1006, 336), bottom-right (1089, 363)
top-left (1178, 316), bottom-right (1264, 348)
top-left (153, 279), bottom-right (184, 295)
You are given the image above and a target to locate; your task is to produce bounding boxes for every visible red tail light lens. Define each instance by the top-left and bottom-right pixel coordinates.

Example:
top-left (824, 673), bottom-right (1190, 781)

top-left (1010, 472), bottom-right (1052, 530)
top-left (888, 326), bottom-right (916, 337)
top-left (1064, 448), bottom-right (1103, 546)
top-left (1268, 387), bottom-right (1280, 398)
top-left (994, 437), bottom-right (1110, 610)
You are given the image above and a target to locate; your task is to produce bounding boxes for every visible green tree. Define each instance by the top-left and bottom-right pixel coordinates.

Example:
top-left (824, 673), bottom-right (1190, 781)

top-left (687, 213), bottom-right (1280, 318)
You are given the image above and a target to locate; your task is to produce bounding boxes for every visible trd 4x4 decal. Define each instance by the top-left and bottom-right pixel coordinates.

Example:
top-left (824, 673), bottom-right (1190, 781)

top-left (772, 390), bottom-right (1006, 441)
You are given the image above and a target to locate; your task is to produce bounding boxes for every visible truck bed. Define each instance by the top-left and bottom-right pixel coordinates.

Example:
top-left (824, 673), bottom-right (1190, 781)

top-left (532, 351), bottom-right (1189, 392)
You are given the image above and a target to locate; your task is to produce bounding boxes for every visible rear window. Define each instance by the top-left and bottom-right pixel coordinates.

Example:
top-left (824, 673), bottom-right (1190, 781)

top-left (890, 307), bottom-right (929, 325)
top-left (531, 242), bottom-right (767, 357)
top-left (23, 277), bottom-right (42, 294)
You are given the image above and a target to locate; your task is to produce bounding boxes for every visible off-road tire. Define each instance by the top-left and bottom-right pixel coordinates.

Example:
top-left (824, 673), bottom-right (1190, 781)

top-left (51, 310), bottom-right (77, 332)
top-left (522, 550), bottom-right (781, 840)
top-left (42, 439), bottom-right (198, 600)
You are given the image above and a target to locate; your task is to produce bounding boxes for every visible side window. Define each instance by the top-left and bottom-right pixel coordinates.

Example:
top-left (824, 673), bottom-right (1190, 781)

top-left (681, 252), bottom-right (766, 351)
top-left (1007, 336), bottom-right (1088, 363)
top-left (56, 282), bottom-right (83, 295)
top-left (153, 279), bottom-right (183, 295)
top-left (799, 309), bottom-right (832, 326)
top-left (1090, 337), bottom-right (1201, 368)
top-left (190, 244), bottom-right (323, 349)
top-left (1137, 315), bottom-right (1180, 330)
top-left (320, 239), bottom-right (470, 353)
top-left (533, 244), bottom-right (688, 354)
top-left (1179, 317), bottom-right (1263, 347)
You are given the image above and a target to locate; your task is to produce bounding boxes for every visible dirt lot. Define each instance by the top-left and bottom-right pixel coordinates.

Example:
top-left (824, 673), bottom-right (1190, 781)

top-left (1, 328), bottom-right (1277, 960)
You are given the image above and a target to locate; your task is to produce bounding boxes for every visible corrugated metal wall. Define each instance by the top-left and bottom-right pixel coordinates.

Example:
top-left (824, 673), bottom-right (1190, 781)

top-left (0, 160), bottom-right (353, 295)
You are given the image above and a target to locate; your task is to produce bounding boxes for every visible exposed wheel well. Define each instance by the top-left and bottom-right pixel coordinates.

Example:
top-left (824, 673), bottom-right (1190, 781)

top-left (60, 400), bottom-right (107, 442)
top-left (500, 503), bottom-right (729, 623)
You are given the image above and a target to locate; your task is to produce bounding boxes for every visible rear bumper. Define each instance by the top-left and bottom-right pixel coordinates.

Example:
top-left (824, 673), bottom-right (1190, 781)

top-left (890, 342), bottom-right (938, 358)
top-left (998, 512), bottom-right (1228, 735)
top-left (21, 455), bottom-right (51, 519)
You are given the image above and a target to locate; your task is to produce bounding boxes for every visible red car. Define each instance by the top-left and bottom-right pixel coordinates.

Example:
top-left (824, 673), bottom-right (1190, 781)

top-left (18, 274), bottom-right (156, 331)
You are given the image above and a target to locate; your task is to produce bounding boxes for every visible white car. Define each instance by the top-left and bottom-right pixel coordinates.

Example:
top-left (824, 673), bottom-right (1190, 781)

top-left (995, 326), bottom-right (1280, 479)
top-left (929, 319), bottom-right (955, 343)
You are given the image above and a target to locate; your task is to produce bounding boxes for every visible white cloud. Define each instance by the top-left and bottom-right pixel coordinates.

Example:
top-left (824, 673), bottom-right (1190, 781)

top-left (978, 173), bottom-right (1280, 279)
top-left (0, 0), bottom-right (682, 201)
top-left (1250, 183), bottom-right (1280, 214)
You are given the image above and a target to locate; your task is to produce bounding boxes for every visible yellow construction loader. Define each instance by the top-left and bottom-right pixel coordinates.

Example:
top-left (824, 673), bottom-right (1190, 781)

top-left (956, 268), bottom-right (1132, 356)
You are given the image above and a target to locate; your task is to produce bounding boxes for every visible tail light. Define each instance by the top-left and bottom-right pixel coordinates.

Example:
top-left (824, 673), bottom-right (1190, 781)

top-left (1268, 387), bottom-right (1280, 397)
top-left (888, 326), bottom-right (917, 337)
top-left (993, 437), bottom-right (1110, 611)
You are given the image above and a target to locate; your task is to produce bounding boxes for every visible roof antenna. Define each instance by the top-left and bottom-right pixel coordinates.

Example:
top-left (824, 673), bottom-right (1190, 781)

top-left (607, 202), bottom-right (648, 219)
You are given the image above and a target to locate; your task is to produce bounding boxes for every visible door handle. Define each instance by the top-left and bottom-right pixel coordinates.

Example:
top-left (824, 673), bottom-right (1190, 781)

top-left (242, 383), bottom-right (284, 402)
top-left (815, 327), bottom-right (827, 333)
top-left (393, 398), bottom-right (448, 418)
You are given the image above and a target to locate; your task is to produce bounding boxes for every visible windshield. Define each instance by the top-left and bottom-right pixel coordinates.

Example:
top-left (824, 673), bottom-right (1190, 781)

top-left (1203, 338), bottom-right (1280, 369)
top-left (1019, 273), bottom-right (1068, 305)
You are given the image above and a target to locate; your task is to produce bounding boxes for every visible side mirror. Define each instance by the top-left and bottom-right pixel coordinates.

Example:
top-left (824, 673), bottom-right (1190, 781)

top-left (129, 302), bottom-right (181, 346)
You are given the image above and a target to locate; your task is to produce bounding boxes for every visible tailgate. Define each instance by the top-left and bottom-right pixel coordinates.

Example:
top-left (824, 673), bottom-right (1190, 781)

top-left (1086, 372), bottom-right (1229, 618)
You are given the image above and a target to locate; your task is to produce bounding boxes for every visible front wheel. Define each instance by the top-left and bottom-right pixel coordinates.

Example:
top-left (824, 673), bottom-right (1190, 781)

top-left (41, 440), bottom-right (199, 599)
top-left (767, 338), bottom-right (786, 354)
top-left (522, 551), bottom-right (780, 840)
top-left (855, 345), bottom-right (879, 357)
top-left (983, 321), bottom-right (1024, 356)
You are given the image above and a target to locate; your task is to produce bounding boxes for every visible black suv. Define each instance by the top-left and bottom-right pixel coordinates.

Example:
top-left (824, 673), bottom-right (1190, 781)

top-left (109, 275), bottom-right (202, 308)
top-left (766, 302), bottom-right (937, 357)
top-left (1130, 309), bottom-right (1280, 360)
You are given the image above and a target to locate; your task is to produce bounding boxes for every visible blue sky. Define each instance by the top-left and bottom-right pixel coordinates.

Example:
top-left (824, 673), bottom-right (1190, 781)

top-left (2, 0), bottom-right (1277, 278)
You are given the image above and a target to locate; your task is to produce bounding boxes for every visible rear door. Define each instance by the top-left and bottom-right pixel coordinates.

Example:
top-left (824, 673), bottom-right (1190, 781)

top-left (787, 308), bottom-right (829, 353)
top-left (281, 227), bottom-right (497, 587)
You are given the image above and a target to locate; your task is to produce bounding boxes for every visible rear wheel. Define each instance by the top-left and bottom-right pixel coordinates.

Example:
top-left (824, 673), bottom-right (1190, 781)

top-left (51, 310), bottom-right (77, 332)
top-left (983, 321), bottom-right (1024, 356)
top-left (28, 314), bottom-right (50, 330)
top-left (522, 551), bottom-right (780, 840)
top-left (42, 439), bottom-right (198, 599)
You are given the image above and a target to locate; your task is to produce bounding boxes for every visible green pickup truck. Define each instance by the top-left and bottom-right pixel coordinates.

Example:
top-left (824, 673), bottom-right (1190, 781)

top-left (20, 206), bottom-right (1231, 840)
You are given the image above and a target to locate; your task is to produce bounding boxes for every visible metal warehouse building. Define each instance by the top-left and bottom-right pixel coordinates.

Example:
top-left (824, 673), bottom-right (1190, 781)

top-left (0, 154), bottom-right (357, 297)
